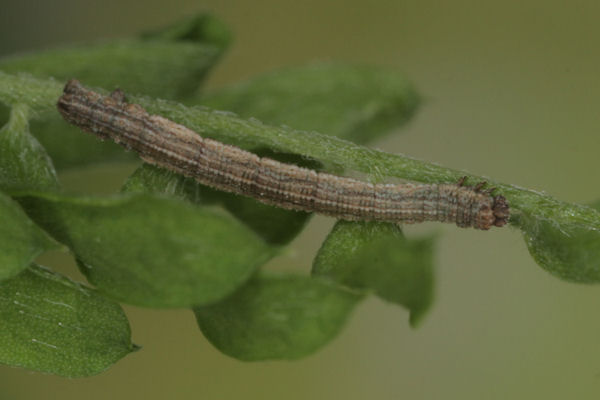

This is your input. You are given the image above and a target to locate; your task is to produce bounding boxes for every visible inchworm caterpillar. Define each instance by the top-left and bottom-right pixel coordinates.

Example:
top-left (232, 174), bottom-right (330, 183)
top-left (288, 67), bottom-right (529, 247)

top-left (57, 80), bottom-right (509, 230)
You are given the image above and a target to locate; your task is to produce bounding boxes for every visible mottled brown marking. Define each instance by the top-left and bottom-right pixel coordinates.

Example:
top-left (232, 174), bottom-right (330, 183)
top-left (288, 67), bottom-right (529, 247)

top-left (56, 79), bottom-right (509, 230)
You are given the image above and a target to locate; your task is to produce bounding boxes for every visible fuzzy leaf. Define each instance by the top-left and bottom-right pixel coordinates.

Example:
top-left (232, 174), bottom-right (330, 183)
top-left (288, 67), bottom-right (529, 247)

top-left (0, 192), bottom-right (57, 280)
top-left (194, 273), bottom-right (362, 361)
top-left (0, 14), bottom-right (229, 170)
top-left (0, 39), bottom-right (218, 100)
top-left (0, 73), bottom-right (61, 118)
top-left (0, 264), bottom-right (134, 377)
top-left (0, 104), bottom-right (58, 192)
top-left (31, 117), bottom-right (139, 170)
top-left (200, 63), bottom-right (419, 144)
top-left (313, 221), bottom-right (434, 326)
top-left (13, 192), bottom-right (274, 307)
top-left (0, 14), bottom-right (229, 100)
top-left (516, 205), bottom-right (600, 283)
top-left (141, 14), bottom-right (231, 53)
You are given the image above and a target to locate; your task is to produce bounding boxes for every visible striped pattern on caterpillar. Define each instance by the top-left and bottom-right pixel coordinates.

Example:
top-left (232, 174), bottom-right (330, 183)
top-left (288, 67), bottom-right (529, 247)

top-left (57, 79), bottom-right (509, 230)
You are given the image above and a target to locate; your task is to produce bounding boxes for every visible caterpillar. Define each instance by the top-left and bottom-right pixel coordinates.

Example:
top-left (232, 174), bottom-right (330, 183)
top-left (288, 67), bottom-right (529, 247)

top-left (57, 79), bottom-right (509, 230)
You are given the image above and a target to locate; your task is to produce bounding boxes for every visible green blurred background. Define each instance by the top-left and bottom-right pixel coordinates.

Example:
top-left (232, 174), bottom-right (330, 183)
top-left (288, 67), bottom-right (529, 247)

top-left (1, 1), bottom-right (600, 399)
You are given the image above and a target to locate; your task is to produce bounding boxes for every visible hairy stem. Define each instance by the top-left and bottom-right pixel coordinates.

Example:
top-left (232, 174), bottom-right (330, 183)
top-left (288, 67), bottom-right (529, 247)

top-left (1, 71), bottom-right (598, 231)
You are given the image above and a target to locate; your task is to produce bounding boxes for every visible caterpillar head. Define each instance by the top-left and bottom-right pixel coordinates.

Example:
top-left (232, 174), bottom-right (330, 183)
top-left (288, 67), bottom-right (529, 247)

top-left (492, 195), bottom-right (509, 227)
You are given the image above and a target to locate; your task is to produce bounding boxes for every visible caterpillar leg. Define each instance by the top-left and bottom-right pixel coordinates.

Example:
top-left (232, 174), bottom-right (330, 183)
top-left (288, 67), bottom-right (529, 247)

top-left (110, 88), bottom-right (127, 103)
top-left (474, 181), bottom-right (487, 192)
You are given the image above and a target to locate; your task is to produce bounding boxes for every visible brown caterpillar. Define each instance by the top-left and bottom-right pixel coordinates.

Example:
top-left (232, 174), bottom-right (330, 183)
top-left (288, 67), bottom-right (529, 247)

top-left (57, 80), bottom-right (509, 230)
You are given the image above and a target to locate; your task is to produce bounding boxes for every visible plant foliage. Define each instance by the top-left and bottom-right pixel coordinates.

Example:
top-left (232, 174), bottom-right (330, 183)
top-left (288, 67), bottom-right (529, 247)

top-left (0, 14), bottom-right (598, 377)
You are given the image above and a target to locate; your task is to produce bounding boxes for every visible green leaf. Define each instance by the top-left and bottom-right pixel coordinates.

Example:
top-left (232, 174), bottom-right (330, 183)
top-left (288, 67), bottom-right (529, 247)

top-left (13, 191), bottom-right (274, 307)
top-left (32, 118), bottom-right (139, 170)
top-left (194, 273), bottom-right (362, 361)
top-left (0, 14), bottom-right (230, 170)
top-left (516, 206), bottom-right (600, 283)
top-left (313, 221), bottom-right (434, 326)
top-left (141, 14), bottom-right (232, 53)
top-left (200, 63), bottom-right (419, 144)
top-left (0, 104), bottom-right (59, 192)
top-left (0, 264), bottom-right (134, 377)
top-left (0, 72), bottom-right (62, 118)
top-left (0, 192), bottom-right (57, 280)
top-left (0, 14), bottom-right (229, 100)
top-left (0, 39), bottom-right (218, 100)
